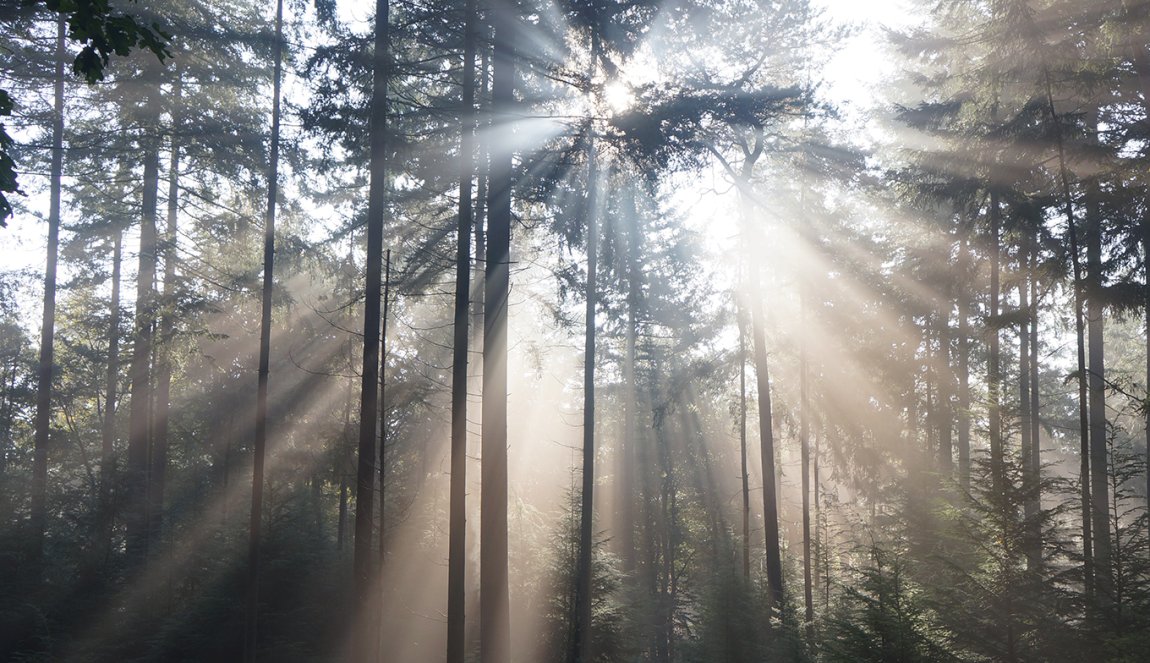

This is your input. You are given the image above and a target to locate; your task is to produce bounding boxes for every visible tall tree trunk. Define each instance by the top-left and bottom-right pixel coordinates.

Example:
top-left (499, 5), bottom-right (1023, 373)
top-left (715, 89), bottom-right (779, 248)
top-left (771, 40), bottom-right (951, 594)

top-left (750, 267), bottom-right (784, 612)
top-left (1086, 157), bottom-right (1112, 603)
top-left (937, 307), bottom-right (954, 473)
top-left (1144, 229), bottom-right (1150, 547)
top-left (737, 296), bottom-right (750, 582)
top-left (29, 14), bottom-right (66, 571)
top-left (482, 1), bottom-right (514, 658)
top-left (1019, 249), bottom-right (1038, 571)
top-left (572, 26), bottom-right (601, 663)
top-left (988, 192), bottom-right (1004, 498)
top-left (447, 4), bottom-right (477, 658)
top-left (98, 226), bottom-right (123, 567)
top-left (958, 228), bottom-right (971, 491)
top-left (378, 251), bottom-right (391, 556)
top-left (727, 128), bottom-right (783, 613)
top-left (1127, 32), bottom-right (1150, 556)
top-left (800, 293), bottom-right (813, 630)
top-left (1043, 68), bottom-right (1093, 593)
top-left (150, 71), bottom-right (182, 555)
top-left (375, 249), bottom-right (391, 663)
top-left (354, 0), bottom-right (389, 657)
top-left (1028, 243), bottom-right (1042, 563)
top-left (620, 184), bottom-right (640, 576)
top-left (245, 1), bottom-right (283, 658)
top-left (653, 404), bottom-right (677, 663)
top-left (126, 79), bottom-right (162, 568)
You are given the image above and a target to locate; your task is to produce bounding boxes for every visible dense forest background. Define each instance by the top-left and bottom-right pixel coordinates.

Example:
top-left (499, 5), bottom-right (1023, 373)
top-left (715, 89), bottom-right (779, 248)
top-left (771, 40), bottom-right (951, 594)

top-left (2, 0), bottom-right (1150, 661)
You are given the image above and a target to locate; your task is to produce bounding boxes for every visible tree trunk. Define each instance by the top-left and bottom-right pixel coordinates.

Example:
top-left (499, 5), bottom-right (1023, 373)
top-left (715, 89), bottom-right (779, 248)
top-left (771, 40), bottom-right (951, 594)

top-left (749, 268), bottom-right (784, 612)
top-left (1144, 229), bottom-right (1150, 548)
top-left (29, 14), bottom-right (66, 571)
top-left (373, 250), bottom-right (392, 662)
top-left (1086, 155), bottom-right (1112, 603)
top-left (482, 1), bottom-right (514, 659)
top-left (1028, 243), bottom-right (1042, 563)
top-left (800, 293), bottom-right (813, 630)
top-left (572, 25), bottom-right (601, 663)
top-left (98, 226), bottom-right (123, 567)
top-left (1043, 68), bottom-right (1093, 593)
top-left (988, 192), bottom-right (1004, 498)
top-left (958, 228), bottom-right (971, 491)
top-left (938, 311), bottom-right (954, 472)
top-left (737, 296), bottom-right (750, 582)
top-left (378, 250), bottom-right (391, 559)
top-left (245, 1), bottom-right (283, 658)
top-left (1019, 249), bottom-right (1038, 571)
top-left (354, 0), bottom-right (390, 656)
top-left (447, 4), bottom-right (477, 658)
top-left (620, 184), bottom-right (640, 576)
top-left (126, 79), bottom-right (162, 568)
top-left (150, 71), bottom-right (182, 556)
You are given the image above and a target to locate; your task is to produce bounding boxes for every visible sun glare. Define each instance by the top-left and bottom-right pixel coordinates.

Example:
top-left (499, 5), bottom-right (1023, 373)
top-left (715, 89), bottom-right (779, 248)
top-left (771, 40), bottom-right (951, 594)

top-left (602, 79), bottom-right (635, 115)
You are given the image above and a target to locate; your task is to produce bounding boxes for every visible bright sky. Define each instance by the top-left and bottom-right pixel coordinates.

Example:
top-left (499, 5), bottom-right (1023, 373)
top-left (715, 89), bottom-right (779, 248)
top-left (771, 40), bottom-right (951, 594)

top-left (1, 0), bottom-right (914, 318)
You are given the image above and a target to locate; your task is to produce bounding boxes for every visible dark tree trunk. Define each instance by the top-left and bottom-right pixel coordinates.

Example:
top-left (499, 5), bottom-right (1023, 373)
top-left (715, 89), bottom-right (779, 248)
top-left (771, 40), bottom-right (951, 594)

top-left (378, 251), bottom-right (391, 560)
top-left (98, 226), bottom-right (123, 566)
top-left (988, 192), bottom-right (1004, 498)
top-left (750, 269), bottom-right (784, 611)
top-left (150, 71), bottom-right (182, 555)
top-left (482, 1), bottom-right (514, 659)
top-left (126, 79), bottom-right (162, 568)
top-left (620, 185), bottom-right (640, 576)
top-left (937, 308), bottom-right (954, 473)
top-left (245, 1), bottom-right (283, 658)
top-left (1019, 250), bottom-right (1038, 571)
top-left (1028, 244), bottom-right (1041, 561)
top-left (958, 229), bottom-right (971, 491)
top-left (737, 297), bottom-right (750, 582)
top-left (353, 0), bottom-right (390, 657)
top-left (1144, 229), bottom-right (1150, 547)
top-left (729, 128), bottom-right (783, 613)
top-left (29, 15), bottom-right (66, 571)
top-left (373, 251), bottom-right (392, 662)
top-left (572, 26), bottom-right (601, 663)
top-left (447, 4), bottom-right (477, 657)
top-left (1086, 162), bottom-right (1112, 603)
top-left (1043, 68), bottom-right (1093, 592)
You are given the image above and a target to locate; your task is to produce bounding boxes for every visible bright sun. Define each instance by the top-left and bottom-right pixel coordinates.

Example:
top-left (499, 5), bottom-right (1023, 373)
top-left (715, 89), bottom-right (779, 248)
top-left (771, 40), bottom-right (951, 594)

top-left (602, 79), bottom-right (635, 115)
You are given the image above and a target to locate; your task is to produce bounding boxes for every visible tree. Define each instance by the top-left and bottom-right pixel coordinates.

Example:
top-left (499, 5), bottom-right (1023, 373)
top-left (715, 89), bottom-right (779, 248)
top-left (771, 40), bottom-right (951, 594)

top-left (482, 1), bottom-right (515, 658)
top-left (28, 13), bottom-right (66, 571)
top-left (0, 0), bottom-right (170, 225)
top-left (446, 1), bottom-right (478, 660)
top-left (353, 0), bottom-right (391, 657)
top-left (244, 0), bottom-right (285, 658)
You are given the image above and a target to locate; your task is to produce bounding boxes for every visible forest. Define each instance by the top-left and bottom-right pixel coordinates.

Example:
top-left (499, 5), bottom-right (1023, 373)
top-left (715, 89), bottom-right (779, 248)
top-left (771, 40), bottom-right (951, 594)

top-left (2, 0), bottom-right (1150, 661)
